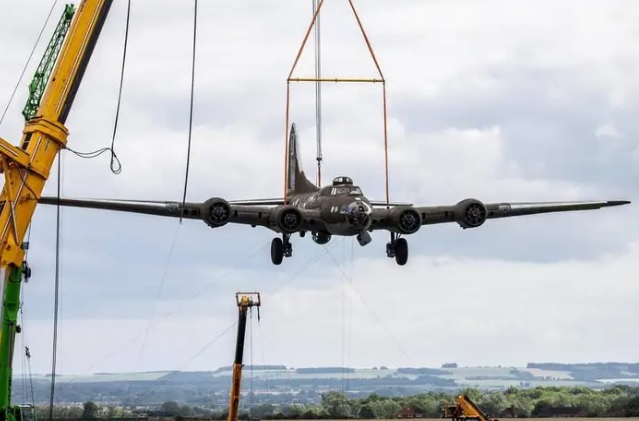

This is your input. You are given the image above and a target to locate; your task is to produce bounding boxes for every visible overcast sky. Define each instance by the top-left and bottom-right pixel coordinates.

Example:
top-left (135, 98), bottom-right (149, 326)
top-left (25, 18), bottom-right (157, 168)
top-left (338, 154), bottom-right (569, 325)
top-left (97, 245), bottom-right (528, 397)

top-left (0, 0), bottom-right (637, 376)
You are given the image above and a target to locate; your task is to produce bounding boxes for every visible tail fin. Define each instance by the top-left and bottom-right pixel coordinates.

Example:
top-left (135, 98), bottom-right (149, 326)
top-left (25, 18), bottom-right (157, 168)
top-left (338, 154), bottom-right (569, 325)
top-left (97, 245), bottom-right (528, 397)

top-left (287, 123), bottom-right (319, 195)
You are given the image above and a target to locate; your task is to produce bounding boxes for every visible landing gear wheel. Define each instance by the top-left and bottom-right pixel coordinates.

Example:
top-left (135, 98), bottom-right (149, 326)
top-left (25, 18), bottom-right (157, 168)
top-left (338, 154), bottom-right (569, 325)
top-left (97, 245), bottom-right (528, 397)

top-left (394, 238), bottom-right (408, 265)
top-left (271, 238), bottom-right (284, 265)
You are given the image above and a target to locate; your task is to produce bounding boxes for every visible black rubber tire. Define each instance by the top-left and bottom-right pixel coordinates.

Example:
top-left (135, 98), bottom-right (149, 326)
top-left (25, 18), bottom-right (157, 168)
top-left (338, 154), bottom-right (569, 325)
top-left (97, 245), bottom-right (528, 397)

top-left (271, 237), bottom-right (284, 265)
top-left (394, 238), bottom-right (408, 265)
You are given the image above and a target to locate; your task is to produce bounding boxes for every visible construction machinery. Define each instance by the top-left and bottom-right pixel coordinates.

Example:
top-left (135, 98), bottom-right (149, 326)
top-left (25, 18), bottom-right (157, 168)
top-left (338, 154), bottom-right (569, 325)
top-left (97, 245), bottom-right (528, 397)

top-left (0, 2), bottom-right (114, 421)
top-left (227, 292), bottom-right (261, 421)
top-left (443, 394), bottom-right (498, 421)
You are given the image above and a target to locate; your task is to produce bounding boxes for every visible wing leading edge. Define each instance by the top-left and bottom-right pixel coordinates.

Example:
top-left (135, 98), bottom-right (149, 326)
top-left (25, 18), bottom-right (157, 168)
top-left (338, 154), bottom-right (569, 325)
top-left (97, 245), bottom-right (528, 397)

top-left (36, 196), bottom-right (323, 233)
top-left (36, 196), bottom-right (630, 234)
top-left (369, 198), bottom-right (630, 232)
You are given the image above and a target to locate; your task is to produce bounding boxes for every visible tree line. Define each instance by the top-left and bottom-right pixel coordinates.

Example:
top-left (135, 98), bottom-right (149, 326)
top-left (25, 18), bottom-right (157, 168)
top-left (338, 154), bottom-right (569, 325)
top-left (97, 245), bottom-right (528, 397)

top-left (33, 385), bottom-right (639, 419)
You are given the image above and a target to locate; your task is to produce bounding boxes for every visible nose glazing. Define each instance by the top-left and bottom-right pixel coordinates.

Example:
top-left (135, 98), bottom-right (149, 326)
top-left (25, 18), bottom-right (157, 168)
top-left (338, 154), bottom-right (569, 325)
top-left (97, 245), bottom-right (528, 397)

top-left (346, 200), bottom-right (371, 228)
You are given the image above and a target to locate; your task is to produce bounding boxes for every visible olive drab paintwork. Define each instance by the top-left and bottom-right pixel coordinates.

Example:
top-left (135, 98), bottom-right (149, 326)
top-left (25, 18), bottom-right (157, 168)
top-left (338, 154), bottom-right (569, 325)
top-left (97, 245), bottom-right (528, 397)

top-left (37, 121), bottom-right (631, 267)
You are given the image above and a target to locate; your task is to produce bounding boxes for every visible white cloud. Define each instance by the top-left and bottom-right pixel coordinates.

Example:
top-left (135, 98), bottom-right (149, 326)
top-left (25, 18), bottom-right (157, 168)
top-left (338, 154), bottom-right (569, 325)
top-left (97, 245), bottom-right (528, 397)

top-left (19, 238), bottom-right (639, 374)
top-left (0, 0), bottom-right (637, 375)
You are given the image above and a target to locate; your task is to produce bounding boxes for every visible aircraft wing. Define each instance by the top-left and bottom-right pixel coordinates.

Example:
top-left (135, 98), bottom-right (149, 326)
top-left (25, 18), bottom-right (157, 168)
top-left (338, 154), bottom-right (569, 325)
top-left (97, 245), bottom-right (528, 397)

top-left (369, 198), bottom-right (631, 232)
top-left (37, 196), bottom-right (323, 233)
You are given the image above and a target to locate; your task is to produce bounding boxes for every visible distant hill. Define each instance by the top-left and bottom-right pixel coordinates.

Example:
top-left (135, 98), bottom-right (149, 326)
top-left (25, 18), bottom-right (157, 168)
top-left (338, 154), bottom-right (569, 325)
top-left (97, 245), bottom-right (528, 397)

top-left (13, 362), bottom-right (639, 406)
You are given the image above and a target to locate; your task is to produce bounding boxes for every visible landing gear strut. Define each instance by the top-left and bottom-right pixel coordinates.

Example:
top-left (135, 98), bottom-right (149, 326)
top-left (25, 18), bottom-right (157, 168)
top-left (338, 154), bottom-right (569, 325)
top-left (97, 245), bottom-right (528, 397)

top-left (271, 234), bottom-right (293, 265)
top-left (386, 233), bottom-right (408, 265)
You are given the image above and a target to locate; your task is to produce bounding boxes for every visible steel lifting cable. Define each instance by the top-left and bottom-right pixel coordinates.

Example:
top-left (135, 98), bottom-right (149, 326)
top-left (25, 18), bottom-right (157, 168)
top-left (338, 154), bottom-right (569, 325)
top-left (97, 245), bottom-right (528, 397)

top-left (180, 0), bottom-right (199, 222)
top-left (256, 316), bottom-right (271, 406)
top-left (338, 239), bottom-right (354, 394)
top-left (48, 149), bottom-right (63, 420)
top-left (26, 347), bottom-right (35, 410)
top-left (107, 0), bottom-right (132, 175)
top-left (345, 238), bottom-right (355, 390)
top-left (340, 239), bottom-right (346, 393)
top-left (0, 0), bottom-right (58, 126)
top-left (131, 320), bottom-right (238, 406)
top-left (20, 338), bottom-right (26, 402)
top-left (312, 0), bottom-right (323, 186)
top-left (47, 0), bottom-right (133, 410)
top-left (59, 240), bottom-right (343, 392)
top-left (18, 289), bottom-right (35, 408)
top-left (325, 246), bottom-right (415, 365)
top-left (125, 223), bottom-right (181, 398)
top-left (64, 0), bottom-right (129, 175)
top-left (54, 242), bottom-right (269, 390)
top-left (249, 310), bottom-right (254, 412)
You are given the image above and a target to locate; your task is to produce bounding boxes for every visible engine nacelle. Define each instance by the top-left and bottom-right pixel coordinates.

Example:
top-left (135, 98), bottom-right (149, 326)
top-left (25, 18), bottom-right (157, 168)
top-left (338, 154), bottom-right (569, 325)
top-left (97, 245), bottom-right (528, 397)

top-left (388, 206), bottom-right (422, 234)
top-left (274, 206), bottom-right (303, 234)
top-left (201, 197), bottom-right (231, 228)
top-left (454, 198), bottom-right (487, 229)
top-left (312, 231), bottom-right (331, 245)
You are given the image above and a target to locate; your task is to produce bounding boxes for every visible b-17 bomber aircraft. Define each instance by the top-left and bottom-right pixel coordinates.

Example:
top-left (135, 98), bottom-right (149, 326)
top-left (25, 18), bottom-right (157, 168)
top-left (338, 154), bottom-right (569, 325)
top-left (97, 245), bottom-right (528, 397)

top-left (38, 123), bottom-right (631, 266)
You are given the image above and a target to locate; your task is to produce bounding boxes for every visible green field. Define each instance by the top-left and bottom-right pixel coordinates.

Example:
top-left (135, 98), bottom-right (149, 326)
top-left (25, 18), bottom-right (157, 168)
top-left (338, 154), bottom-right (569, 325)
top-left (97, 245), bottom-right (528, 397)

top-left (24, 364), bottom-right (639, 389)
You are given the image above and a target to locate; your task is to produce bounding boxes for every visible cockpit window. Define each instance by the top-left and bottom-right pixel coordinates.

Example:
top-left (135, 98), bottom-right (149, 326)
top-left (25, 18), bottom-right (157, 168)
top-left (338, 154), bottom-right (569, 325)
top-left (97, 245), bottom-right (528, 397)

top-left (331, 186), bottom-right (362, 195)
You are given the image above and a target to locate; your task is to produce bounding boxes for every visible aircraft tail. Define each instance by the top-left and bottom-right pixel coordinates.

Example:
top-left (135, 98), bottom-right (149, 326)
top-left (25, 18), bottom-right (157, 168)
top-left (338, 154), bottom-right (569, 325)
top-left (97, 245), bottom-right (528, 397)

top-left (287, 123), bottom-right (319, 195)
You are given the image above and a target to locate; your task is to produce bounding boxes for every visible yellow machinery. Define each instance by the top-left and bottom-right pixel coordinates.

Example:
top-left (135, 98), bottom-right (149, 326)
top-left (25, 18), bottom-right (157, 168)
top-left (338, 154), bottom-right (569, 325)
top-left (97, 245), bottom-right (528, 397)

top-left (442, 394), bottom-right (497, 421)
top-left (228, 292), bottom-right (261, 421)
top-left (0, 2), bottom-right (114, 421)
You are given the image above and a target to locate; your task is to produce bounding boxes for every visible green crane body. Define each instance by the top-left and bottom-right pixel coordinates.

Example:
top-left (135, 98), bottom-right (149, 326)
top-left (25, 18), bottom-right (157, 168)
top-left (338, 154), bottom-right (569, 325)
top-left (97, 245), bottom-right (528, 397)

top-left (0, 266), bottom-right (30, 421)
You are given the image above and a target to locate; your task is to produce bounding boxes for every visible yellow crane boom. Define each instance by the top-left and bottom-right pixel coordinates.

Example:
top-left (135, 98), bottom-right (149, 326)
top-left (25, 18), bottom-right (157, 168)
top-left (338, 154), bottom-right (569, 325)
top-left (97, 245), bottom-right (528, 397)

top-left (0, 0), bottom-right (112, 268)
top-left (0, 2), bottom-right (114, 421)
top-left (228, 292), bottom-right (261, 421)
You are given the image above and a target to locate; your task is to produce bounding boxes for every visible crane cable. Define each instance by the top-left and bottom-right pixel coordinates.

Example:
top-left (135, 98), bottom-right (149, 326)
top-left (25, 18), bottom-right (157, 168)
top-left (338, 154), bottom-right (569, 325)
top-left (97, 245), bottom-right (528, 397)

top-left (18, 257), bottom-right (36, 410)
top-left (180, 0), bottom-right (198, 221)
top-left (256, 313), bottom-right (271, 407)
top-left (47, 150), bottom-right (63, 420)
top-left (48, 0), bottom-right (132, 413)
top-left (325, 245), bottom-right (415, 366)
top-left (0, 0), bottom-right (59, 126)
top-left (344, 238), bottom-right (354, 392)
top-left (130, 320), bottom-right (238, 406)
top-left (313, 0), bottom-right (323, 186)
top-left (53, 243), bottom-right (269, 392)
top-left (127, 0), bottom-right (196, 396)
top-left (0, 1), bottom-right (123, 174)
top-left (339, 239), bottom-right (354, 395)
top-left (248, 309), bottom-right (255, 414)
top-left (64, 0), bottom-right (129, 175)
top-left (105, 0), bottom-right (132, 175)
top-left (127, 240), bottom-right (344, 407)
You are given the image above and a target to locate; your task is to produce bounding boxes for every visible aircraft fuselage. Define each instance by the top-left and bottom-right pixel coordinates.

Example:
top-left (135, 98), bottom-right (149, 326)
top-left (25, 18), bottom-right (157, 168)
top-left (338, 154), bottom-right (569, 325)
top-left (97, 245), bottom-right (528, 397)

top-left (286, 183), bottom-right (374, 237)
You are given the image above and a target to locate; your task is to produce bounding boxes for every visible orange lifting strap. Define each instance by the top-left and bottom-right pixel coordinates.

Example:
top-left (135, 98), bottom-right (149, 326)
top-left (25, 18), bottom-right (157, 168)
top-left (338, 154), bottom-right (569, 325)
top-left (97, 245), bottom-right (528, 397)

top-left (283, 0), bottom-right (390, 208)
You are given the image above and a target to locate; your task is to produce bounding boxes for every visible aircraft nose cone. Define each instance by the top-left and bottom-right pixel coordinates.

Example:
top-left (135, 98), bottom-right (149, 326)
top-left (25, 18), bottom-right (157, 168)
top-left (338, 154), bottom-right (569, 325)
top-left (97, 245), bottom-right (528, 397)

top-left (345, 200), bottom-right (372, 229)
